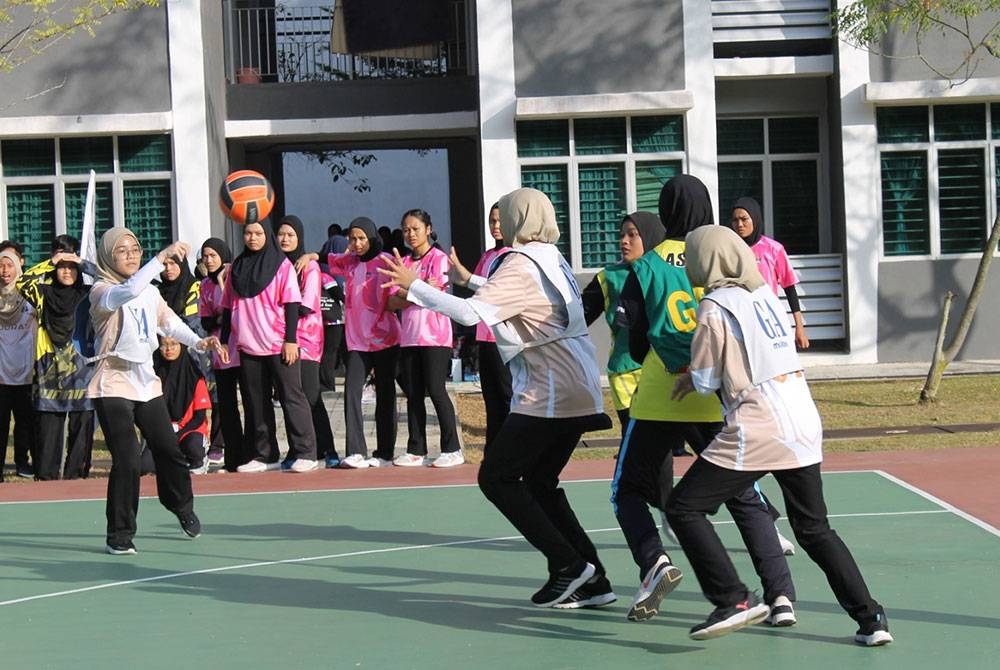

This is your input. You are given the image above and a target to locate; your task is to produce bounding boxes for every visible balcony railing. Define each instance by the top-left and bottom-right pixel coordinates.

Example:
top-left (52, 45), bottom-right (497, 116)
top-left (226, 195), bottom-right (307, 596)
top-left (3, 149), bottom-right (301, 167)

top-left (224, 1), bottom-right (469, 84)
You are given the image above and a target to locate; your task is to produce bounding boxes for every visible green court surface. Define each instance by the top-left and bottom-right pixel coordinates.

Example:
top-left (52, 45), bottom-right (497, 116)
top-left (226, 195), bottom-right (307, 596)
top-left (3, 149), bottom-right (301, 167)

top-left (2, 472), bottom-right (997, 669)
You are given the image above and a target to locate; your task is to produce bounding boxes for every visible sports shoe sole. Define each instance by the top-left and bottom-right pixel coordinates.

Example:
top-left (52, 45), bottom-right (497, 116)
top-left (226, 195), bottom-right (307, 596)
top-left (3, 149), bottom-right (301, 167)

top-left (553, 591), bottom-right (617, 609)
top-left (627, 564), bottom-right (683, 621)
top-left (765, 607), bottom-right (797, 626)
top-left (689, 603), bottom-right (771, 640)
top-left (855, 630), bottom-right (893, 646)
top-left (105, 544), bottom-right (136, 555)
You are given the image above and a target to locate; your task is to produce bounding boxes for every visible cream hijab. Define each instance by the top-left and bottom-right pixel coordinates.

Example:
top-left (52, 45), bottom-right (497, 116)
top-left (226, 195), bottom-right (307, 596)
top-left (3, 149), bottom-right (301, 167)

top-left (685, 225), bottom-right (765, 294)
top-left (96, 227), bottom-right (142, 284)
top-left (498, 188), bottom-right (560, 247)
top-left (0, 248), bottom-right (26, 324)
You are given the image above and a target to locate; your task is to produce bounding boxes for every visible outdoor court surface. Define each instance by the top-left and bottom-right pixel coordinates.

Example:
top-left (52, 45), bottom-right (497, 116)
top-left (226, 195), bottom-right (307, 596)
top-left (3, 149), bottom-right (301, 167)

top-left (2, 448), bottom-right (998, 669)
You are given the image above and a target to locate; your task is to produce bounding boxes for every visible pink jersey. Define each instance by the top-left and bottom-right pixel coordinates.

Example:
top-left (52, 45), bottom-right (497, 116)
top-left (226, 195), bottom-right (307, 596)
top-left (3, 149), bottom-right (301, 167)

top-left (751, 235), bottom-right (798, 296)
top-left (221, 259), bottom-right (302, 357)
top-left (295, 260), bottom-right (325, 362)
top-left (393, 246), bottom-right (453, 348)
top-left (199, 275), bottom-right (240, 369)
top-left (326, 251), bottom-right (401, 352)
top-left (472, 246), bottom-right (510, 342)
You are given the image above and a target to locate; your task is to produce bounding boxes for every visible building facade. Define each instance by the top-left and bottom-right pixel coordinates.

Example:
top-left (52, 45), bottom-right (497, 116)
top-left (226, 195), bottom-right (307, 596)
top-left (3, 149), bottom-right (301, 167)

top-left (1, 1), bottom-right (998, 364)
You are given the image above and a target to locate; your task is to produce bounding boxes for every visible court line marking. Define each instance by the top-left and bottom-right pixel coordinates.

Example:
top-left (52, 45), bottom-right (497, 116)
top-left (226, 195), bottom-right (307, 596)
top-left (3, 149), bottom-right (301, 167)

top-left (874, 469), bottom-right (1000, 538)
top-left (0, 469), bottom-right (881, 506)
top-left (0, 507), bottom-right (950, 608)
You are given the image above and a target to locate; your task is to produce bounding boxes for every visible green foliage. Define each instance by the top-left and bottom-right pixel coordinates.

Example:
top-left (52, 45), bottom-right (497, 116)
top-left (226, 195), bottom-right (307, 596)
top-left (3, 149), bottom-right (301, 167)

top-left (834, 0), bottom-right (1000, 81)
top-left (0, 0), bottom-right (159, 72)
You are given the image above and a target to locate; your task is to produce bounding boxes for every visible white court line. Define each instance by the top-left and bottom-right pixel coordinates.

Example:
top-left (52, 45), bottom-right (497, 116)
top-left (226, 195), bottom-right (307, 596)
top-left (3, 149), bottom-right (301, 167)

top-left (0, 507), bottom-right (950, 608)
top-left (874, 469), bottom-right (1000, 538)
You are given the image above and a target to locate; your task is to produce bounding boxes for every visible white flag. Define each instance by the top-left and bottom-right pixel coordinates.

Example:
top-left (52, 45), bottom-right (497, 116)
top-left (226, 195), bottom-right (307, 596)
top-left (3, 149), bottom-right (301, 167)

top-left (80, 169), bottom-right (97, 284)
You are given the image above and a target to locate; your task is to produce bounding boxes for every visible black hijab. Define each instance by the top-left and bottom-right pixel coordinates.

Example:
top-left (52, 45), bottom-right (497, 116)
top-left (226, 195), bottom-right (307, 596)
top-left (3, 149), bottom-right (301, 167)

top-left (154, 346), bottom-right (202, 421)
top-left (730, 196), bottom-right (764, 247)
top-left (230, 222), bottom-right (286, 298)
top-left (622, 211), bottom-right (666, 256)
top-left (348, 216), bottom-right (383, 262)
top-left (658, 175), bottom-right (715, 240)
top-left (275, 215), bottom-right (306, 265)
top-left (201, 237), bottom-right (232, 283)
top-left (43, 261), bottom-right (88, 348)
top-left (158, 253), bottom-right (197, 317)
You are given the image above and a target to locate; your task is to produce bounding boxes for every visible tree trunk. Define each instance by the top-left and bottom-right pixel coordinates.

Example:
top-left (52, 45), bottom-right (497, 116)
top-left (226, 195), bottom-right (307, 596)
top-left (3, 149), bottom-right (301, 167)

top-left (920, 213), bottom-right (1000, 403)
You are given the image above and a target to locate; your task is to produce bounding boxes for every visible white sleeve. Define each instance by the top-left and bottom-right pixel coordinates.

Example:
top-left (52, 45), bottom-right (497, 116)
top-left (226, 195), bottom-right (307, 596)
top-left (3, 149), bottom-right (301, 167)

top-left (467, 274), bottom-right (487, 290)
top-left (97, 258), bottom-right (165, 312)
top-left (406, 279), bottom-right (483, 326)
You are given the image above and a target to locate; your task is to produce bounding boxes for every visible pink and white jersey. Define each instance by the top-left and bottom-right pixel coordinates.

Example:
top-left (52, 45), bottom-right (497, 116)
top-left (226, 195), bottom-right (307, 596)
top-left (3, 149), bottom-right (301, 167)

top-left (199, 275), bottom-right (239, 369)
top-left (472, 246), bottom-right (509, 343)
top-left (393, 246), bottom-right (452, 348)
top-left (295, 260), bottom-right (325, 362)
top-left (222, 259), bottom-right (302, 357)
top-left (326, 252), bottom-right (400, 352)
top-left (751, 235), bottom-right (799, 296)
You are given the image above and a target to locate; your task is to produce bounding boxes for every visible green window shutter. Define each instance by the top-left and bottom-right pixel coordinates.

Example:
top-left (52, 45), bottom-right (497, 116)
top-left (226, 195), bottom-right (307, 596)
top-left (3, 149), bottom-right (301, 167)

top-left (635, 161), bottom-right (681, 213)
top-left (934, 104), bottom-right (986, 142)
top-left (5, 185), bottom-right (56, 265)
top-left (876, 107), bottom-right (929, 143)
top-left (632, 116), bottom-right (684, 153)
top-left (772, 161), bottom-right (819, 254)
top-left (578, 163), bottom-right (625, 268)
top-left (718, 162), bottom-right (763, 226)
top-left (768, 117), bottom-right (819, 153)
top-left (65, 182), bottom-right (115, 241)
top-left (516, 121), bottom-right (569, 158)
top-left (124, 181), bottom-right (173, 254)
top-left (61, 137), bottom-right (114, 175)
top-left (519, 165), bottom-right (570, 258)
top-left (880, 151), bottom-right (929, 255)
top-left (717, 119), bottom-right (764, 155)
top-left (120, 135), bottom-right (173, 172)
top-left (574, 117), bottom-right (626, 155)
top-left (992, 104), bottom-right (1000, 140)
top-left (1, 139), bottom-right (55, 177)
top-left (938, 148), bottom-right (985, 253)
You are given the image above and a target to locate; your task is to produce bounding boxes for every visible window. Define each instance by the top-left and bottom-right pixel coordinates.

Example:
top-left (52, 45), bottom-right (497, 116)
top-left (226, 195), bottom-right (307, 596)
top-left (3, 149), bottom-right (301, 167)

top-left (877, 104), bottom-right (996, 257)
top-left (1, 134), bottom-right (173, 264)
top-left (516, 115), bottom-right (684, 269)
top-left (717, 116), bottom-right (823, 255)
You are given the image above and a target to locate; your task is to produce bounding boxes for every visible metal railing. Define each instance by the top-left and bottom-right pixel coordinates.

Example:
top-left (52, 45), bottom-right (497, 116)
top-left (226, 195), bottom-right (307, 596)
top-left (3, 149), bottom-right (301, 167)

top-left (224, 2), bottom-right (469, 84)
top-left (712, 0), bottom-right (832, 44)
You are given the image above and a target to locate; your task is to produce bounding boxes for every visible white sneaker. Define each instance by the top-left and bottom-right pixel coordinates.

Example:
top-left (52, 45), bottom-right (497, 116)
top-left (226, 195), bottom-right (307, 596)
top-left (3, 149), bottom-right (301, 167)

top-left (189, 462), bottom-right (209, 475)
top-left (339, 454), bottom-right (370, 469)
top-left (365, 457), bottom-right (394, 468)
top-left (393, 453), bottom-right (428, 467)
top-left (361, 385), bottom-right (376, 404)
top-left (627, 554), bottom-right (683, 621)
top-left (286, 458), bottom-right (319, 473)
top-left (765, 595), bottom-right (797, 627)
top-left (431, 451), bottom-right (465, 468)
top-left (236, 459), bottom-right (279, 473)
top-left (776, 525), bottom-right (796, 555)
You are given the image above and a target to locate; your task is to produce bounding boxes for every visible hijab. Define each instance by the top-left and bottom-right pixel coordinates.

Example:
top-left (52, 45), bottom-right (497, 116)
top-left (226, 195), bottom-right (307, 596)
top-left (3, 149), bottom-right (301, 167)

top-left (347, 216), bottom-right (383, 262)
top-left (0, 248), bottom-right (25, 325)
top-left (157, 253), bottom-right (196, 318)
top-left (154, 345), bottom-right (202, 421)
top-left (230, 222), bottom-right (286, 298)
top-left (622, 211), bottom-right (666, 256)
top-left (43, 258), bottom-right (88, 347)
top-left (685, 225), bottom-right (766, 294)
top-left (730, 196), bottom-right (764, 247)
top-left (275, 215), bottom-right (306, 265)
top-left (659, 175), bottom-right (715, 239)
top-left (96, 227), bottom-right (140, 285)
top-left (499, 188), bottom-right (560, 247)
top-left (201, 238), bottom-right (232, 283)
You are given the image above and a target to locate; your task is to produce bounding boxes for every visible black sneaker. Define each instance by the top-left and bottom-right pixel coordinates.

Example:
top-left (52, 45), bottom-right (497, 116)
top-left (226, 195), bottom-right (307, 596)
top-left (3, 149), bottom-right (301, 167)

top-left (178, 512), bottom-right (202, 539)
top-left (530, 561), bottom-right (596, 608)
top-left (854, 605), bottom-right (893, 646)
top-left (106, 541), bottom-right (137, 555)
top-left (764, 595), bottom-right (797, 626)
top-left (553, 575), bottom-right (617, 609)
top-left (689, 591), bottom-right (770, 640)
top-left (16, 465), bottom-right (34, 479)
